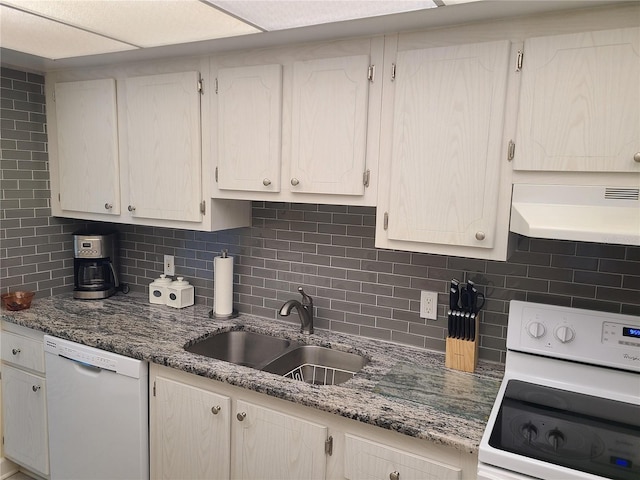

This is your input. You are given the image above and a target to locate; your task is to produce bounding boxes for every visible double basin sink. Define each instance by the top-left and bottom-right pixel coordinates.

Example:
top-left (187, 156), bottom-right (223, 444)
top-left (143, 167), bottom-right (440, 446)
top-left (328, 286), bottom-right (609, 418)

top-left (185, 330), bottom-right (368, 386)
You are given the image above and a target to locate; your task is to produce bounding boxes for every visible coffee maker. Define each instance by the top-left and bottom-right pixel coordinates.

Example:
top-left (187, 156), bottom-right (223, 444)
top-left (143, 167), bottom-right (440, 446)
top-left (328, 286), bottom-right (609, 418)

top-left (73, 231), bottom-right (119, 299)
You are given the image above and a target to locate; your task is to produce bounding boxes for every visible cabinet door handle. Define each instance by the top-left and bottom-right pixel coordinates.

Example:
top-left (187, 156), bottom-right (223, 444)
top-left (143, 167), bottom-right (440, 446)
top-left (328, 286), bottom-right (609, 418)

top-left (211, 406), bottom-right (221, 415)
top-left (32, 385), bottom-right (41, 392)
top-left (389, 471), bottom-right (400, 480)
top-left (128, 205), bottom-right (136, 212)
top-left (104, 203), bottom-right (113, 210)
top-left (634, 152), bottom-right (640, 163)
top-left (263, 178), bottom-right (271, 186)
top-left (12, 348), bottom-right (21, 355)
top-left (237, 412), bottom-right (246, 421)
top-left (475, 231), bottom-right (486, 241)
top-left (290, 178), bottom-right (300, 186)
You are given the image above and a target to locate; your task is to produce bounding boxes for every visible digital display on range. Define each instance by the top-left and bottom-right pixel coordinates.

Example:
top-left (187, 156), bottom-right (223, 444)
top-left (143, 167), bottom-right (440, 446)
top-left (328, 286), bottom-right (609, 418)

top-left (623, 327), bottom-right (640, 339)
top-left (610, 456), bottom-right (632, 468)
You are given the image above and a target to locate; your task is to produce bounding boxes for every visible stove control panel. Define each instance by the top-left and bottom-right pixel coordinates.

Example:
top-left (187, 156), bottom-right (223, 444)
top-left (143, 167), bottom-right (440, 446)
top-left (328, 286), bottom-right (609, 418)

top-left (508, 300), bottom-right (640, 372)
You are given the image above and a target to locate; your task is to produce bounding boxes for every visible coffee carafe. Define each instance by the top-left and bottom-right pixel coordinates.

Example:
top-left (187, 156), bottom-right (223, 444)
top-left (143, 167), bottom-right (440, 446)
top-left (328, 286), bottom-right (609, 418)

top-left (73, 231), bottom-right (119, 299)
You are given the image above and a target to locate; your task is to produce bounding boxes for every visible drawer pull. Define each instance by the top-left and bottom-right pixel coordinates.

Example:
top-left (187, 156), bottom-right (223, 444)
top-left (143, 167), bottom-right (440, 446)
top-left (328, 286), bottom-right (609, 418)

top-left (12, 348), bottom-right (21, 355)
top-left (290, 178), bottom-right (300, 186)
top-left (390, 471), bottom-right (400, 480)
top-left (211, 406), bottom-right (221, 415)
top-left (237, 412), bottom-right (246, 421)
top-left (32, 385), bottom-right (41, 392)
top-left (263, 178), bottom-right (271, 186)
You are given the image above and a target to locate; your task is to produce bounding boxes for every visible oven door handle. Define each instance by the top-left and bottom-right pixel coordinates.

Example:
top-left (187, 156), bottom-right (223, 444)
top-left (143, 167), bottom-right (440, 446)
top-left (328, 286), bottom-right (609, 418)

top-left (477, 463), bottom-right (533, 480)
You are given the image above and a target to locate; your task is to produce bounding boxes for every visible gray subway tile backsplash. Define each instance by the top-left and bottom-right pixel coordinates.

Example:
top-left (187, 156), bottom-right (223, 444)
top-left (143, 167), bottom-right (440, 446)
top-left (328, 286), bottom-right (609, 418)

top-left (2, 66), bottom-right (640, 364)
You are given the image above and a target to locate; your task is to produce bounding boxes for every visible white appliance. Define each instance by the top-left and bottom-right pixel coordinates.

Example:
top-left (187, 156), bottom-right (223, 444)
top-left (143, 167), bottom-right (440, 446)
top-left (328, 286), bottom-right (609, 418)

top-left (478, 301), bottom-right (640, 480)
top-left (44, 335), bottom-right (149, 480)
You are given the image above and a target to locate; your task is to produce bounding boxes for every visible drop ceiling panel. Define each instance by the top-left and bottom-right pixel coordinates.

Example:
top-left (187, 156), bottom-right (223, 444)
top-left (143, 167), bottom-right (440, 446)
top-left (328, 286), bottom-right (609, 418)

top-left (0, 5), bottom-right (137, 59)
top-left (2, 0), bottom-right (260, 50)
top-left (211, 0), bottom-right (437, 30)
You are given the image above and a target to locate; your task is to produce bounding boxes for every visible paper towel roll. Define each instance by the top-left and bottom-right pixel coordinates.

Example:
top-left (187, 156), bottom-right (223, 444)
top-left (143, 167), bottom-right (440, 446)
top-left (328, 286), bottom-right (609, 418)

top-left (214, 255), bottom-right (234, 315)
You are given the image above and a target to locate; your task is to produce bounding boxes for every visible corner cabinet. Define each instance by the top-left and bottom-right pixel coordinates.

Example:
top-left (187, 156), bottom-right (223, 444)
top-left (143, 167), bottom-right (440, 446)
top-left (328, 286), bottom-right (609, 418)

top-left (47, 62), bottom-right (251, 232)
top-left (376, 38), bottom-right (518, 260)
top-left (53, 78), bottom-right (121, 216)
top-left (1, 322), bottom-right (49, 478)
top-left (513, 27), bottom-right (640, 172)
top-left (149, 364), bottom-right (477, 480)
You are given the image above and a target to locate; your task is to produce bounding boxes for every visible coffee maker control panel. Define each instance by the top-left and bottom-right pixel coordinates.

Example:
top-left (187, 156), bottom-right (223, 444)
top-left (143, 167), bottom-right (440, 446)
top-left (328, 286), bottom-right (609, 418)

top-left (74, 236), bottom-right (112, 259)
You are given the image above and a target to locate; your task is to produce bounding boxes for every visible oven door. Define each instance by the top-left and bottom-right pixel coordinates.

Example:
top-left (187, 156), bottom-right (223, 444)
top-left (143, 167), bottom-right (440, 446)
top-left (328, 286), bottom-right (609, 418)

top-left (480, 378), bottom-right (640, 480)
top-left (477, 463), bottom-right (539, 480)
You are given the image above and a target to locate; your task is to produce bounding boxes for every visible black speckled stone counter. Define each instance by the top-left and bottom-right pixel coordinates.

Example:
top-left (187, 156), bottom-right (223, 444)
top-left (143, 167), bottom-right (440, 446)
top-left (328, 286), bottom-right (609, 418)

top-left (1, 292), bottom-right (503, 454)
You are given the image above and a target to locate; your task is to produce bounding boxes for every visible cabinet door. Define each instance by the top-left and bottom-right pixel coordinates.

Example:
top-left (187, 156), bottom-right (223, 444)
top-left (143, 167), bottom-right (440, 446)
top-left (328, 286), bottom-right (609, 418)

top-left (124, 71), bottom-right (202, 222)
top-left (386, 40), bottom-right (511, 248)
top-left (234, 399), bottom-right (328, 480)
top-left (2, 365), bottom-right (49, 477)
top-left (151, 375), bottom-right (231, 480)
top-left (344, 434), bottom-right (461, 480)
top-left (54, 79), bottom-right (120, 215)
top-left (290, 54), bottom-right (370, 195)
top-left (217, 64), bottom-right (282, 192)
top-left (514, 27), bottom-right (640, 172)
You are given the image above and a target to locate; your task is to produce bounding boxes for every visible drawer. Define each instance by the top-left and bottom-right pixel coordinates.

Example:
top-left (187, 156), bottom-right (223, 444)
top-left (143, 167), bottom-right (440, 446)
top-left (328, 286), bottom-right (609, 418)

top-left (1, 331), bottom-right (45, 373)
top-left (344, 434), bottom-right (461, 480)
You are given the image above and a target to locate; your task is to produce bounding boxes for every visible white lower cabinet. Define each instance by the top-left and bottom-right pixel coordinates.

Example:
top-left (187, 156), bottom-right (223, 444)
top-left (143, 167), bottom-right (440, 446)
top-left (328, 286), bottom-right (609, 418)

top-left (344, 434), bottom-right (461, 480)
top-left (1, 323), bottom-right (49, 478)
top-left (149, 364), bottom-right (476, 480)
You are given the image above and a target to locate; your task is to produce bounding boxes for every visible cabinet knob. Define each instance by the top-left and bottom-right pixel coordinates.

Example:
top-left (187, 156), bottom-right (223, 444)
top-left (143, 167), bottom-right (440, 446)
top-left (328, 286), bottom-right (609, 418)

top-left (290, 178), bottom-right (300, 186)
top-left (104, 203), bottom-right (113, 210)
top-left (128, 205), bottom-right (136, 212)
top-left (12, 348), bottom-right (21, 355)
top-left (211, 406), bottom-right (221, 415)
top-left (263, 178), bottom-right (271, 186)
top-left (32, 385), bottom-right (41, 392)
top-left (475, 231), bottom-right (486, 241)
top-left (389, 471), bottom-right (400, 480)
top-left (634, 152), bottom-right (640, 163)
top-left (237, 412), bottom-right (247, 421)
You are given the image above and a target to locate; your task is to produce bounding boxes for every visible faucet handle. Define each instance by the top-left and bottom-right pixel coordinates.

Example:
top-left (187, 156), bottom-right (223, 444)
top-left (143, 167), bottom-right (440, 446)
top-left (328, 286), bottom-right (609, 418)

top-left (298, 286), bottom-right (313, 306)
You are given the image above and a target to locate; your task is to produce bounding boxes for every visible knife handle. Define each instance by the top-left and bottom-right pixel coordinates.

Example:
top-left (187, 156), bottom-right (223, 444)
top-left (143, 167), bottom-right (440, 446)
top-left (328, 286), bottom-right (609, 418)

top-left (447, 310), bottom-right (453, 338)
top-left (470, 313), bottom-right (476, 342)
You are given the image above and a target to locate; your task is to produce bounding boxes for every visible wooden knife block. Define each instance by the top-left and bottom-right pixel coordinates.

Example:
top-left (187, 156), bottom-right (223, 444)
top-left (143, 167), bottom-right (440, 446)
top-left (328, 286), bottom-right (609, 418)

top-left (445, 314), bottom-right (480, 373)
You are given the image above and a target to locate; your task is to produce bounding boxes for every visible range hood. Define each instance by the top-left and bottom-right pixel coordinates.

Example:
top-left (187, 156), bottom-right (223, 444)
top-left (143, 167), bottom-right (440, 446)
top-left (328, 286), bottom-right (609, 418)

top-left (510, 184), bottom-right (640, 246)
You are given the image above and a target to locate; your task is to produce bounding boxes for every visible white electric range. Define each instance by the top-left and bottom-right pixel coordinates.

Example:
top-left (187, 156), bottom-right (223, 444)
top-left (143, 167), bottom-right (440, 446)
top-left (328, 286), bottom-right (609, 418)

top-left (478, 300), bottom-right (640, 480)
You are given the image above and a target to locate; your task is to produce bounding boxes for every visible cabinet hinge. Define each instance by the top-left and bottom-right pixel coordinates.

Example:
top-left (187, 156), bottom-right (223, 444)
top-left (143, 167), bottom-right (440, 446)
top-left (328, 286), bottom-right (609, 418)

top-left (391, 63), bottom-right (396, 81)
top-left (215, 166), bottom-right (219, 183)
top-left (368, 65), bottom-right (375, 82)
top-left (363, 169), bottom-right (370, 188)
top-left (325, 436), bottom-right (333, 456)
top-left (215, 78), bottom-right (219, 94)
top-left (153, 380), bottom-right (156, 397)
top-left (516, 50), bottom-right (524, 72)
top-left (198, 77), bottom-right (204, 94)
top-left (200, 200), bottom-right (206, 215)
top-left (383, 212), bottom-right (389, 230)
top-left (507, 140), bottom-right (516, 161)
top-left (58, 193), bottom-right (61, 202)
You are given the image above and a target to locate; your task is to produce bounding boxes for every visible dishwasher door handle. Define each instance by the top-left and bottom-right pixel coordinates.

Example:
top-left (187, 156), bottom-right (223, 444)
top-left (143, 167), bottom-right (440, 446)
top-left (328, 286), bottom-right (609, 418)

top-left (59, 354), bottom-right (112, 373)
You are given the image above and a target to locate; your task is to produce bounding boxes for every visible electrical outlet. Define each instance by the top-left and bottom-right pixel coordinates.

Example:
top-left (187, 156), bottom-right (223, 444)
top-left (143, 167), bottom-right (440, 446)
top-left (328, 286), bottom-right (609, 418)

top-left (420, 290), bottom-right (438, 320)
top-left (164, 255), bottom-right (175, 276)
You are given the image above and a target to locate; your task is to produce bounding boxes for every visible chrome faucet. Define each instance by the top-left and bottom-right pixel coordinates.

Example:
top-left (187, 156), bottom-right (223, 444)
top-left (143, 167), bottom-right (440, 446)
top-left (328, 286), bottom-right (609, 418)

top-left (279, 287), bottom-right (314, 334)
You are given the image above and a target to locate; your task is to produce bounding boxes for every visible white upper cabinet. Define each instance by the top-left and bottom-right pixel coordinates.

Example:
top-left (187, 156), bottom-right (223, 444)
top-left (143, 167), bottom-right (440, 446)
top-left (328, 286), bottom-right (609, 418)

top-left (210, 36), bottom-right (384, 206)
top-left (217, 64), bottom-right (283, 193)
top-left (123, 71), bottom-right (203, 222)
top-left (289, 54), bottom-right (371, 196)
top-left (377, 38), bottom-right (515, 259)
top-left (514, 27), bottom-right (640, 172)
top-left (53, 78), bottom-right (120, 216)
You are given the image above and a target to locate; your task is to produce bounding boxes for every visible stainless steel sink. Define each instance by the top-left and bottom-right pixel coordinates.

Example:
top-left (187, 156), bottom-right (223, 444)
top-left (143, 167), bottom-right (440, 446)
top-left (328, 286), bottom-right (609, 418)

top-left (184, 330), bottom-right (292, 369)
top-left (262, 345), bottom-right (368, 385)
top-left (185, 330), bottom-right (368, 385)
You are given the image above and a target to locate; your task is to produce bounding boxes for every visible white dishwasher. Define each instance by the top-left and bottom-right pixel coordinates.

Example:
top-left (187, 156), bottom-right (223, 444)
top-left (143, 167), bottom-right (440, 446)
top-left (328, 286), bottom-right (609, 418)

top-left (44, 335), bottom-right (149, 480)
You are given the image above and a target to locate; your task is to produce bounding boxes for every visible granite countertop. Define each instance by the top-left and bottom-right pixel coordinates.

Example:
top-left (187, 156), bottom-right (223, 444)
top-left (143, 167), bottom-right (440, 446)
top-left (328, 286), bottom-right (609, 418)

top-left (1, 292), bottom-right (503, 454)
